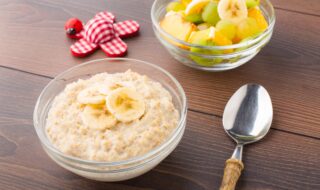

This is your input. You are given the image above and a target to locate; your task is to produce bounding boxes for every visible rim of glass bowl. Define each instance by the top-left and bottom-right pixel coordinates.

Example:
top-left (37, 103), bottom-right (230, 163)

top-left (33, 58), bottom-right (187, 167)
top-left (151, 0), bottom-right (275, 51)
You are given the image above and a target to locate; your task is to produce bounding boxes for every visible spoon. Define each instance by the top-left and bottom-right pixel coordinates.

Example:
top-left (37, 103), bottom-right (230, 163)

top-left (220, 84), bottom-right (273, 190)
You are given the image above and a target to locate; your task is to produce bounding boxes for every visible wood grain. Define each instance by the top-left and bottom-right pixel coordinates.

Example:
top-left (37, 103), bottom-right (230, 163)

top-left (1, 66), bottom-right (320, 190)
top-left (0, 0), bottom-right (320, 189)
top-left (0, 0), bottom-right (319, 75)
top-left (0, 0), bottom-right (319, 138)
top-left (272, 0), bottom-right (320, 16)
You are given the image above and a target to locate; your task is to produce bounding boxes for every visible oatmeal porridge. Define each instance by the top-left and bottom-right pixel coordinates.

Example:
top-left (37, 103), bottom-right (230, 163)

top-left (46, 70), bottom-right (179, 162)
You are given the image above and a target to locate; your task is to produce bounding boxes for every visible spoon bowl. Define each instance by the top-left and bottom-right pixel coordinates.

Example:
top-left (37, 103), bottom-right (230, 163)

top-left (223, 84), bottom-right (273, 145)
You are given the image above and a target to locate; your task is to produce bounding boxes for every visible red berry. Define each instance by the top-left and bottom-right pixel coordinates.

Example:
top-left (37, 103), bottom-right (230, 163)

top-left (65, 18), bottom-right (83, 35)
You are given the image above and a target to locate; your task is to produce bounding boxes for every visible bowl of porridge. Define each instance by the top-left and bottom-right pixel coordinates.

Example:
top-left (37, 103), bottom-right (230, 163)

top-left (33, 58), bottom-right (187, 181)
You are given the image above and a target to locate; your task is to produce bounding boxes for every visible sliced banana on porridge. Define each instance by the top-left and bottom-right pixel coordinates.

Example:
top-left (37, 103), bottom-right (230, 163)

top-left (77, 82), bottom-right (125, 105)
top-left (46, 71), bottom-right (179, 162)
top-left (106, 87), bottom-right (145, 123)
top-left (77, 85), bottom-right (106, 105)
top-left (98, 81), bottom-right (124, 95)
top-left (81, 104), bottom-right (117, 130)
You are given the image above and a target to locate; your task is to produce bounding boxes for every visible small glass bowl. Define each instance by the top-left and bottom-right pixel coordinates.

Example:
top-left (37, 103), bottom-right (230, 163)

top-left (151, 0), bottom-right (275, 71)
top-left (33, 58), bottom-right (187, 181)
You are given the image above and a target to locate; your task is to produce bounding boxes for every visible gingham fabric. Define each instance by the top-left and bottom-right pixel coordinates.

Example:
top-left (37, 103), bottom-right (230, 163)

top-left (95, 11), bottom-right (115, 23)
top-left (100, 37), bottom-right (127, 57)
top-left (114, 20), bottom-right (139, 38)
top-left (68, 11), bottom-right (140, 57)
top-left (84, 17), bottom-right (115, 44)
top-left (74, 30), bottom-right (84, 39)
top-left (70, 38), bottom-right (98, 57)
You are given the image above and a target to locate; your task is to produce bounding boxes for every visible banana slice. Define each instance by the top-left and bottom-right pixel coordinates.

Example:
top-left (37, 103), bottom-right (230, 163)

top-left (218, 0), bottom-right (248, 24)
top-left (77, 85), bottom-right (106, 105)
top-left (78, 82), bottom-right (125, 105)
top-left (81, 105), bottom-right (117, 130)
top-left (98, 82), bottom-right (123, 95)
top-left (106, 87), bottom-right (145, 123)
top-left (185, 0), bottom-right (211, 15)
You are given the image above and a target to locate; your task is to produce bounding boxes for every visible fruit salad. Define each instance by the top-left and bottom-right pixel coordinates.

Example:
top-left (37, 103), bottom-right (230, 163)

top-left (160, 0), bottom-right (268, 66)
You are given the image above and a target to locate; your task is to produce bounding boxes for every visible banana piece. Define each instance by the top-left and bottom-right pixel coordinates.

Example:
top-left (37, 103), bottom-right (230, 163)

top-left (185, 0), bottom-right (211, 15)
top-left (77, 85), bottom-right (106, 105)
top-left (77, 82), bottom-right (125, 105)
top-left (106, 87), bottom-right (145, 123)
top-left (81, 104), bottom-right (117, 130)
top-left (209, 26), bottom-right (215, 38)
top-left (98, 81), bottom-right (123, 95)
top-left (218, 0), bottom-right (248, 24)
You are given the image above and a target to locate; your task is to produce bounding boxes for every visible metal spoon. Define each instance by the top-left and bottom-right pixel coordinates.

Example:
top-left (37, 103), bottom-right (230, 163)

top-left (220, 84), bottom-right (273, 190)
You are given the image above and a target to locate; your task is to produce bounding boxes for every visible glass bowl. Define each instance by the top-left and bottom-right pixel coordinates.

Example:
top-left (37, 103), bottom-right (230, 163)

top-left (33, 58), bottom-right (187, 181)
top-left (151, 0), bottom-right (275, 71)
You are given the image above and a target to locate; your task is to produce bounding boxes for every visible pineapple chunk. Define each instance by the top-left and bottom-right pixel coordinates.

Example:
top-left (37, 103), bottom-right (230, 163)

top-left (160, 12), bottom-right (196, 42)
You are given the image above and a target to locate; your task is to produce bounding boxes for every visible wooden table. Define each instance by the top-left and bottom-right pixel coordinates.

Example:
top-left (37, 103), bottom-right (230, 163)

top-left (0, 0), bottom-right (319, 189)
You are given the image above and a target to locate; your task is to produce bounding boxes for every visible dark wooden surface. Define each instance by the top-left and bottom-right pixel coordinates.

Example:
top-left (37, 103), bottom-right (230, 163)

top-left (0, 0), bottom-right (319, 189)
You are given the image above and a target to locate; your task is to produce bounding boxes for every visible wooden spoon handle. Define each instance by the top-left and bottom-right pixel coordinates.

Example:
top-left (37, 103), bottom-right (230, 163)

top-left (219, 158), bottom-right (244, 190)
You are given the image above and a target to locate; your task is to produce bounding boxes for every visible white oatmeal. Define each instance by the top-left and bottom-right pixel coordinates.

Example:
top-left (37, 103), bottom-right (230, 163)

top-left (46, 70), bottom-right (179, 162)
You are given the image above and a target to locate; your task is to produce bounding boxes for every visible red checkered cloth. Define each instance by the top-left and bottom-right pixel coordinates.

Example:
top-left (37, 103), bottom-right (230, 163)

top-left (114, 20), bottom-right (140, 38)
top-left (100, 37), bottom-right (127, 57)
top-left (68, 11), bottom-right (139, 57)
top-left (70, 39), bottom-right (98, 57)
top-left (95, 11), bottom-right (115, 23)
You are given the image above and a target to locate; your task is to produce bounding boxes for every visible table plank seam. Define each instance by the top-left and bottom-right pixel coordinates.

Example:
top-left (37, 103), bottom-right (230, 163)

top-left (188, 108), bottom-right (221, 118)
top-left (274, 6), bottom-right (320, 17)
top-left (189, 108), bottom-right (320, 141)
top-left (271, 128), bottom-right (320, 141)
top-left (0, 65), bottom-right (54, 79)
